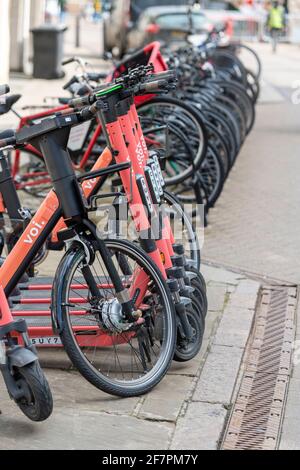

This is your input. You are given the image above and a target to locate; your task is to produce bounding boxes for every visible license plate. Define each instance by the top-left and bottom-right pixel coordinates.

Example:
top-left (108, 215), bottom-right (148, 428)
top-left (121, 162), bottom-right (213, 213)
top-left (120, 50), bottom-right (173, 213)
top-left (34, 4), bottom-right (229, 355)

top-left (30, 336), bottom-right (62, 347)
top-left (150, 162), bottom-right (164, 197)
top-left (151, 154), bottom-right (165, 189)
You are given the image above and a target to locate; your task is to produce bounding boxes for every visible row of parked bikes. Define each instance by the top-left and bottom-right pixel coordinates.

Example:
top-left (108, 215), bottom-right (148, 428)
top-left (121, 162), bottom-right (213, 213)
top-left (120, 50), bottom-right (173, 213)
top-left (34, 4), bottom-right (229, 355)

top-left (0, 28), bottom-right (260, 422)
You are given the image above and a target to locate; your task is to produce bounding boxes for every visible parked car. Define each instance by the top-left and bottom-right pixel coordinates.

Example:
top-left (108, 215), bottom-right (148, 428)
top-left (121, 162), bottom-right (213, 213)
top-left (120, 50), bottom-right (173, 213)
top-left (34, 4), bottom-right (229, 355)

top-left (102, 0), bottom-right (198, 57)
top-left (202, 1), bottom-right (239, 10)
top-left (127, 6), bottom-right (213, 51)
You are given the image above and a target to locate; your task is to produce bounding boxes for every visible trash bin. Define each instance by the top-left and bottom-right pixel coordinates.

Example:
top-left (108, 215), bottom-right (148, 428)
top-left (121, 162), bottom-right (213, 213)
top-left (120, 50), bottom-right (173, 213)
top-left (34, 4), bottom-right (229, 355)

top-left (31, 24), bottom-right (68, 79)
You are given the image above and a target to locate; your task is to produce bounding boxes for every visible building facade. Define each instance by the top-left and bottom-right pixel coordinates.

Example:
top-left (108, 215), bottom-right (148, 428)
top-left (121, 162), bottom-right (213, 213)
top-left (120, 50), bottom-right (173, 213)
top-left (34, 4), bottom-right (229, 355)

top-left (0, 0), bottom-right (46, 83)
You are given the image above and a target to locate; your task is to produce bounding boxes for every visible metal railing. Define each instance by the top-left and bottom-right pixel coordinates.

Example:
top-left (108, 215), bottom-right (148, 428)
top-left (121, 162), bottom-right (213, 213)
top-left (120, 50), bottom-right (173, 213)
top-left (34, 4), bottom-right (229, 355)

top-left (204, 10), bottom-right (300, 43)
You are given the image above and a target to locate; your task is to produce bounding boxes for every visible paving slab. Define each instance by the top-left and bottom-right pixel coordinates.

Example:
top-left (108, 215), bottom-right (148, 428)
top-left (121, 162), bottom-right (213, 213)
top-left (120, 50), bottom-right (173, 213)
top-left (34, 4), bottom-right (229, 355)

top-left (0, 404), bottom-right (173, 450)
top-left (170, 402), bottom-right (227, 450)
top-left (214, 306), bottom-right (255, 348)
top-left (201, 265), bottom-right (242, 285)
top-left (280, 417), bottom-right (300, 450)
top-left (192, 344), bottom-right (244, 405)
top-left (280, 379), bottom-right (300, 421)
top-left (137, 375), bottom-right (194, 422)
top-left (206, 284), bottom-right (228, 311)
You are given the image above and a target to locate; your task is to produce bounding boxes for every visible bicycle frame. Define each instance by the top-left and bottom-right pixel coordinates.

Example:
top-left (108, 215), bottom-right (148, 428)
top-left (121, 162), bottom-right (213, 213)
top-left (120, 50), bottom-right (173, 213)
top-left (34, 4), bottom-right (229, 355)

top-left (0, 285), bottom-right (14, 326)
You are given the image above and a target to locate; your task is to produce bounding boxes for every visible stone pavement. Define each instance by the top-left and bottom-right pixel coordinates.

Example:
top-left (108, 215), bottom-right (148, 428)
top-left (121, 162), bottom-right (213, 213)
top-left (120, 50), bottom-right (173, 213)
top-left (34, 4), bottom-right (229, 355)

top-left (0, 264), bottom-right (260, 450)
top-left (203, 43), bottom-right (300, 284)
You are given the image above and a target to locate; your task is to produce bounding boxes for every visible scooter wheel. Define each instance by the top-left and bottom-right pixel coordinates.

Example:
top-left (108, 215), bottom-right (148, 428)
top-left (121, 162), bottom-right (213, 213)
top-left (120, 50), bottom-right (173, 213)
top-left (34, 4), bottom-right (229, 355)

top-left (13, 361), bottom-right (53, 422)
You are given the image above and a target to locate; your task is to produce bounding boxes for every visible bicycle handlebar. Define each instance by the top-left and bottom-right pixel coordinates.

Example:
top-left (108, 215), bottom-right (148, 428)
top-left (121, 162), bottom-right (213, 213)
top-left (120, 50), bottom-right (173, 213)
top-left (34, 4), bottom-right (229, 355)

top-left (0, 84), bottom-right (10, 96)
top-left (0, 135), bottom-right (16, 149)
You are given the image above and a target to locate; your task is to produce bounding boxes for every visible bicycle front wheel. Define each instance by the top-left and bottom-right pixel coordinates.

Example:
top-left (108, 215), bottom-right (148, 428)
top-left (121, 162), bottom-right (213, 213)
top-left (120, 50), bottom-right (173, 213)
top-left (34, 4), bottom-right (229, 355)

top-left (52, 239), bottom-right (176, 397)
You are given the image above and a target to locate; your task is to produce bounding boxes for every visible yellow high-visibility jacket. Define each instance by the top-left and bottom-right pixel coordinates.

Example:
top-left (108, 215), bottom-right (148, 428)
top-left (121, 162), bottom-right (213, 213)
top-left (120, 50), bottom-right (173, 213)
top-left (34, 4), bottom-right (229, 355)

top-left (268, 6), bottom-right (284, 29)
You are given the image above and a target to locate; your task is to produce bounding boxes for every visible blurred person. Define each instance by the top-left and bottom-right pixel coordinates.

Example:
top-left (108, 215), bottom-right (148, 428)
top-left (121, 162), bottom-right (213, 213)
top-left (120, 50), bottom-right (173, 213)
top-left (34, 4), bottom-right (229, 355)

top-left (267, 0), bottom-right (285, 53)
top-left (45, 0), bottom-right (60, 22)
top-left (93, 0), bottom-right (102, 22)
top-left (85, 1), bottom-right (95, 21)
top-left (58, 0), bottom-right (68, 23)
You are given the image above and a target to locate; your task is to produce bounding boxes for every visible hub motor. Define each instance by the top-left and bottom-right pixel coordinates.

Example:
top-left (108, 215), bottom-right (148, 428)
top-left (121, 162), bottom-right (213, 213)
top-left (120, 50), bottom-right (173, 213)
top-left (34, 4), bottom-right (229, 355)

top-left (101, 298), bottom-right (134, 333)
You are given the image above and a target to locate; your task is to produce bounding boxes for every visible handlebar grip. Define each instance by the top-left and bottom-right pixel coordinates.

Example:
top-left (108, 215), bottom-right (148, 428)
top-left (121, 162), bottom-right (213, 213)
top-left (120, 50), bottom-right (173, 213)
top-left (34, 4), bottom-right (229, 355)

top-left (79, 101), bottom-right (103, 121)
top-left (79, 106), bottom-right (95, 122)
top-left (0, 136), bottom-right (16, 148)
top-left (141, 79), bottom-right (171, 93)
top-left (143, 81), bottom-right (162, 92)
top-left (68, 94), bottom-right (94, 109)
top-left (150, 70), bottom-right (176, 82)
top-left (0, 84), bottom-right (10, 96)
top-left (62, 57), bottom-right (76, 66)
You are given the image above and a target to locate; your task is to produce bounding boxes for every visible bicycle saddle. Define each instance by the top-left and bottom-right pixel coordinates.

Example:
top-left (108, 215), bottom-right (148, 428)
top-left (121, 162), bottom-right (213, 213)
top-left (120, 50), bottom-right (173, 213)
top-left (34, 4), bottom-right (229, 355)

top-left (0, 94), bottom-right (21, 115)
top-left (0, 129), bottom-right (15, 140)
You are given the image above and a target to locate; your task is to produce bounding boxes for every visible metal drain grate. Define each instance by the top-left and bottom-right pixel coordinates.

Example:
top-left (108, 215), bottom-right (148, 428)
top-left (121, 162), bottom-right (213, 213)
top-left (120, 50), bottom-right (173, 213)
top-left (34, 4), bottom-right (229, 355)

top-left (221, 285), bottom-right (296, 450)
